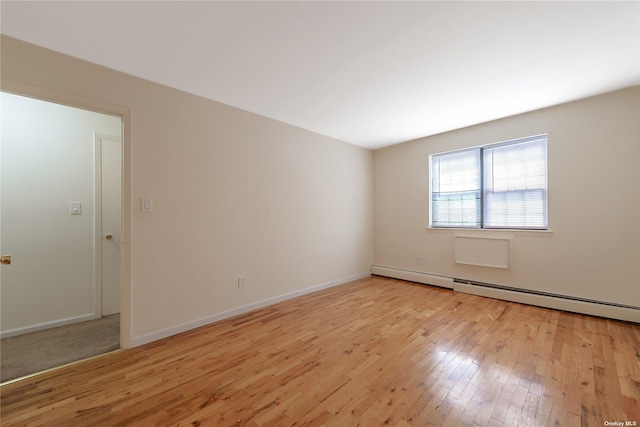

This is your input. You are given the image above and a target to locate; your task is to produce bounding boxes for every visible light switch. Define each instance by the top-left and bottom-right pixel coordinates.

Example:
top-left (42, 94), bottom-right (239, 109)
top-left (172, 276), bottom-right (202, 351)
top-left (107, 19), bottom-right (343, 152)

top-left (142, 197), bottom-right (153, 212)
top-left (70, 202), bottom-right (82, 215)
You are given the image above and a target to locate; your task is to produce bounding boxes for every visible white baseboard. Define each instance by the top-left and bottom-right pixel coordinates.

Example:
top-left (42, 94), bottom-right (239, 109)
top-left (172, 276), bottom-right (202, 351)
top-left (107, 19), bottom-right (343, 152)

top-left (371, 265), bottom-right (638, 323)
top-left (371, 265), bottom-right (454, 289)
top-left (131, 273), bottom-right (371, 347)
top-left (454, 282), bottom-right (640, 323)
top-left (0, 313), bottom-right (97, 339)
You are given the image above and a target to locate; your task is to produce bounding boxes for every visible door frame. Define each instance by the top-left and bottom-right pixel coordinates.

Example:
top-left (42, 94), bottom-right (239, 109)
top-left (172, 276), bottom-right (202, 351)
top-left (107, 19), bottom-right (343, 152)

top-left (1, 78), bottom-right (133, 349)
top-left (94, 133), bottom-right (122, 318)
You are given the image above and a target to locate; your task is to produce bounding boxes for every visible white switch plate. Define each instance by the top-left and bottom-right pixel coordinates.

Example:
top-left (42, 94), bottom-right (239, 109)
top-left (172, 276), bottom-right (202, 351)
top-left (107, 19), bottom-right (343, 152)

top-left (70, 202), bottom-right (82, 215)
top-left (141, 197), bottom-right (153, 212)
top-left (238, 276), bottom-right (246, 289)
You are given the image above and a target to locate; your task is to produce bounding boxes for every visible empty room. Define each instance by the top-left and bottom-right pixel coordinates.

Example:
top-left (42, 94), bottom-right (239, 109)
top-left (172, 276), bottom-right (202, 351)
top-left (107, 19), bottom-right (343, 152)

top-left (1, 1), bottom-right (638, 426)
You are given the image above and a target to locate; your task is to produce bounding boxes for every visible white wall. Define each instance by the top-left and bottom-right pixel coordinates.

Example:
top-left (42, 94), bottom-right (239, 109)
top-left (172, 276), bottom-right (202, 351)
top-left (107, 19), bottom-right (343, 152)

top-left (1, 92), bottom-right (121, 334)
top-left (374, 87), bottom-right (640, 310)
top-left (1, 36), bottom-right (374, 345)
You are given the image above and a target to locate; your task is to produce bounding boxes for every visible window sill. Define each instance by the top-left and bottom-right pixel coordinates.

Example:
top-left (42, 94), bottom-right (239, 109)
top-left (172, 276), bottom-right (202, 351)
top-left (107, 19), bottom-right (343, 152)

top-left (426, 227), bottom-right (553, 238)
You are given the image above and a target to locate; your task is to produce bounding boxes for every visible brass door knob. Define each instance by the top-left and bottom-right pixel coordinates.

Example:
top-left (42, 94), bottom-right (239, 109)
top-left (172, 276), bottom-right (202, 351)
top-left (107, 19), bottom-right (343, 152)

top-left (105, 234), bottom-right (113, 240)
top-left (1, 255), bottom-right (11, 265)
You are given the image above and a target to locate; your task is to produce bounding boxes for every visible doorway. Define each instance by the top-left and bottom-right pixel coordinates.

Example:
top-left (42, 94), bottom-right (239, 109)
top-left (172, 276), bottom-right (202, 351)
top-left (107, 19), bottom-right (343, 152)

top-left (0, 92), bottom-right (123, 382)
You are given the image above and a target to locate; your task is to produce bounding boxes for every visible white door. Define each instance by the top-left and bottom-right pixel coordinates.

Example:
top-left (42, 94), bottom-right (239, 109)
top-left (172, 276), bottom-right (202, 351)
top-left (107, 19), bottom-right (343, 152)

top-left (97, 135), bottom-right (121, 316)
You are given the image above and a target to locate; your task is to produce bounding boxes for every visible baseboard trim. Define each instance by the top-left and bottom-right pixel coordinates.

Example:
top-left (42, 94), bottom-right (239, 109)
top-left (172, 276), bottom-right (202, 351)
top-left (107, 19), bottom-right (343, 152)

top-left (371, 265), bottom-right (638, 323)
top-left (0, 313), bottom-right (97, 339)
top-left (131, 273), bottom-right (371, 347)
top-left (371, 265), bottom-right (454, 289)
top-left (454, 282), bottom-right (639, 323)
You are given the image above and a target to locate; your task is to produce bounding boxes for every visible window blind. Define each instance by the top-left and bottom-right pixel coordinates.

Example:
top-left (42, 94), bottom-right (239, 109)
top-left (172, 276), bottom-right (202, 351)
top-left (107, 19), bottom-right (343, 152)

top-left (483, 135), bottom-right (547, 229)
top-left (430, 134), bottom-right (548, 229)
top-left (431, 148), bottom-right (481, 227)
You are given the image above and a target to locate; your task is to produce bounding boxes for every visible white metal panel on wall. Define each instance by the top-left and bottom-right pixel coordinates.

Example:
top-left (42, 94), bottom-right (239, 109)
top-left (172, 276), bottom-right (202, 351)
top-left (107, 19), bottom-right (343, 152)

top-left (454, 235), bottom-right (510, 269)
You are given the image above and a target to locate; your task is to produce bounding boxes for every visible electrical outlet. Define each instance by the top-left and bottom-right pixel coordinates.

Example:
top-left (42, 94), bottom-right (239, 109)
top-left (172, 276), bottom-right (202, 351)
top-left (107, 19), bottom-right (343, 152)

top-left (238, 276), bottom-right (246, 289)
top-left (416, 256), bottom-right (425, 265)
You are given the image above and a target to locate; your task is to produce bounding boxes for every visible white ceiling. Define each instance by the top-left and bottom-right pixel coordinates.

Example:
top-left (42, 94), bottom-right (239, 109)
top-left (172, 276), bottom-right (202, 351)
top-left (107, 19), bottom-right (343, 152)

top-left (2, 1), bottom-right (639, 149)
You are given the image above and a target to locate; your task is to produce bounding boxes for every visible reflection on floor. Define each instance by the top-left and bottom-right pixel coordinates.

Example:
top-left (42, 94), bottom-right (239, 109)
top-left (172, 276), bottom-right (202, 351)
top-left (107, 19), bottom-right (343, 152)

top-left (1, 314), bottom-right (120, 383)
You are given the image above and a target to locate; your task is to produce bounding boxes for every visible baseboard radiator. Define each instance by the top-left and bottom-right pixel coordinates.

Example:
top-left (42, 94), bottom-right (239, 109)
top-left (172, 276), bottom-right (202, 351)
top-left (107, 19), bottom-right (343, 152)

top-left (371, 266), bottom-right (454, 289)
top-left (371, 265), bottom-right (639, 323)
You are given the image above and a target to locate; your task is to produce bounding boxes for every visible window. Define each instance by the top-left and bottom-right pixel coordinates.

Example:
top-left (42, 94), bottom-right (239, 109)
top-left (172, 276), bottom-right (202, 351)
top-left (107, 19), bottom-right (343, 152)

top-left (430, 134), bottom-right (547, 229)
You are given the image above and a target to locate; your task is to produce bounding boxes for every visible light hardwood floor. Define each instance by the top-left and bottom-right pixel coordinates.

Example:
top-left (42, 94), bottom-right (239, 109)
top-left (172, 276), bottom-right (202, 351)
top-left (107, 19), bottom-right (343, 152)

top-left (1, 276), bottom-right (639, 426)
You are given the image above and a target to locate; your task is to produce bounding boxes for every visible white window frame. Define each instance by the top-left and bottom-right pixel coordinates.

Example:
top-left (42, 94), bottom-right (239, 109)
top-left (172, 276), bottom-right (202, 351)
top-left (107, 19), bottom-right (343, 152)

top-left (429, 134), bottom-right (548, 230)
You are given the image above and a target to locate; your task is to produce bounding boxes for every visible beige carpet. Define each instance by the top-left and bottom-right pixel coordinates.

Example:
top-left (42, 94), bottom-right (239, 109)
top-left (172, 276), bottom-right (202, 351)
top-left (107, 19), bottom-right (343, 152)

top-left (1, 314), bottom-right (120, 383)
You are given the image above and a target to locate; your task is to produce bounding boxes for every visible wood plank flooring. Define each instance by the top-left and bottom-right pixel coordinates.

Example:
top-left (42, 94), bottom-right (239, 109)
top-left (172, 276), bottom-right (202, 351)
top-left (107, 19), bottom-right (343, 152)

top-left (1, 276), bottom-right (639, 426)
